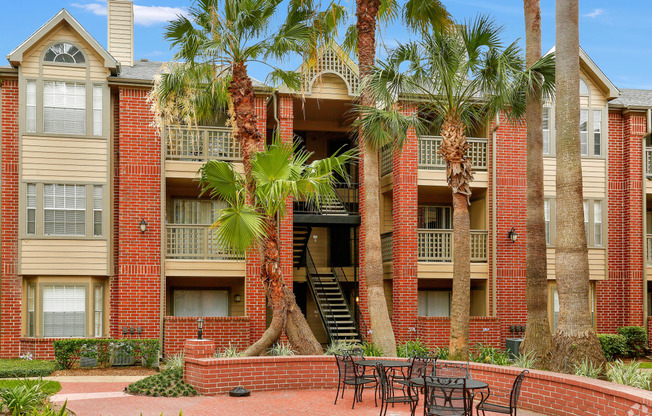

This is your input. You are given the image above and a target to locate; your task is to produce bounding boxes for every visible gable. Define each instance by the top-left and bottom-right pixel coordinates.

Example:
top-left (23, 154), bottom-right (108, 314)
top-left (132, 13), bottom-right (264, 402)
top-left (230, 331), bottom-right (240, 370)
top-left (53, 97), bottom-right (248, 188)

top-left (298, 43), bottom-right (360, 97)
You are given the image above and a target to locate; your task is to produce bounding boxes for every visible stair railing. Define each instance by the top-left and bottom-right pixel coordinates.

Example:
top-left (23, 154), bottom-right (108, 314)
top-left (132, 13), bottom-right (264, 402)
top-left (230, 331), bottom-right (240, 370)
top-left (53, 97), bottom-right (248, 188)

top-left (305, 248), bottom-right (341, 343)
top-left (332, 267), bottom-right (363, 343)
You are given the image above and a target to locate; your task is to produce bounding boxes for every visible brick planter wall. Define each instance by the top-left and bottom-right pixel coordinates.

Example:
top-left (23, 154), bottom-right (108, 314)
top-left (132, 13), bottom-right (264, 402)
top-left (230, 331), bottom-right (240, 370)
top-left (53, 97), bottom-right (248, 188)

top-left (184, 341), bottom-right (652, 415)
top-left (164, 317), bottom-right (250, 357)
top-left (417, 316), bottom-right (502, 349)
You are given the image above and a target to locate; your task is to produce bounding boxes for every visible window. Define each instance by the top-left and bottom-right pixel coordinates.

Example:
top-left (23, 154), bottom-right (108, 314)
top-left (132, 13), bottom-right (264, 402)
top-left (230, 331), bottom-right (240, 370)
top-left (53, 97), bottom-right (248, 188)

top-left (542, 106), bottom-right (551, 155)
top-left (43, 81), bottom-right (86, 135)
top-left (93, 185), bottom-right (103, 236)
top-left (552, 287), bottom-right (560, 332)
top-left (173, 290), bottom-right (228, 317)
top-left (93, 85), bottom-right (102, 136)
top-left (44, 43), bottom-right (85, 64)
top-left (418, 206), bottom-right (452, 229)
top-left (42, 285), bottom-right (85, 337)
top-left (580, 109), bottom-right (589, 156)
top-left (593, 110), bottom-right (602, 156)
top-left (26, 81), bottom-right (36, 133)
top-left (27, 284), bottom-right (35, 338)
top-left (418, 291), bottom-right (451, 317)
top-left (170, 199), bottom-right (226, 225)
top-left (550, 283), bottom-right (596, 332)
top-left (26, 184), bottom-right (36, 235)
top-left (44, 184), bottom-right (86, 236)
top-left (594, 201), bottom-right (603, 246)
top-left (580, 78), bottom-right (589, 96)
top-left (582, 198), bottom-right (604, 247)
top-left (583, 200), bottom-right (589, 244)
top-left (544, 199), bottom-right (551, 245)
top-left (94, 286), bottom-right (104, 337)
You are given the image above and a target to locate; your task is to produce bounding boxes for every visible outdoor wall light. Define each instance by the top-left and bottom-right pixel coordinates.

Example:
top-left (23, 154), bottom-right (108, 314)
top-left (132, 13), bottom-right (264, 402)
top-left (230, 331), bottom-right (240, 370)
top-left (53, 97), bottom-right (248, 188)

top-left (507, 227), bottom-right (518, 243)
top-left (197, 318), bottom-right (204, 340)
top-left (234, 294), bottom-right (242, 303)
top-left (139, 219), bottom-right (148, 233)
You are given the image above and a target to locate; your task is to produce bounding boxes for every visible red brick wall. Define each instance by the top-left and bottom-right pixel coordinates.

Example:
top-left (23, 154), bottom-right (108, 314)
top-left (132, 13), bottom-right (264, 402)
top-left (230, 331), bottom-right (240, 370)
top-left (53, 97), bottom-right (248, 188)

top-left (164, 317), bottom-right (250, 357)
top-left (18, 338), bottom-right (71, 360)
top-left (1, 79), bottom-right (21, 358)
top-left (493, 114), bottom-right (528, 341)
top-left (114, 87), bottom-right (161, 339)
top-left (245, 96), bottom-right (268, 343)
top-left (417, 316), bottom-right (502, 348)
top-left (392, 104), bottom-right (418, 342)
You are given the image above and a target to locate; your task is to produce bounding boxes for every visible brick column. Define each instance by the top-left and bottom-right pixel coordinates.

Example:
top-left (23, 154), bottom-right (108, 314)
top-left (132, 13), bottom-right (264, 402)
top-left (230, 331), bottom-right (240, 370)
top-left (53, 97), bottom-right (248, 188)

top-left (392, 104), bottom-right (418, 342)
top-left (357, 133), bottom-right (371, 337)
top-left (114, 88), bottom-right (162, 339)
top-left (246, 96), bottom-right (268, 342)
top-left (184, 339), bottom-right (216, 359)
top-left (494, 113), bottom-right (528, 343)
top-left (0, 79), bottom-right (21, 357)
top-left (278, 96), bottom-right (294, 289)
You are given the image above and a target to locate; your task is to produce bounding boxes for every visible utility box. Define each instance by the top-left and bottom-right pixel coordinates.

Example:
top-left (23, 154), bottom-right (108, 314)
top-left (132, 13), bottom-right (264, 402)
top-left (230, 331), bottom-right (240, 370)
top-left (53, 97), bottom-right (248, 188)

top-left (506, 338), bottom-right (523, 359)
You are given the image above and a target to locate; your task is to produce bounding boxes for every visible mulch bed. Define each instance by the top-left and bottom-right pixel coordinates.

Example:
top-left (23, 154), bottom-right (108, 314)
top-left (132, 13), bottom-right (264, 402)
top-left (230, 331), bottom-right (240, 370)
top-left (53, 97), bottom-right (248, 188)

top-left (51, 366), bottom-right (159, 377)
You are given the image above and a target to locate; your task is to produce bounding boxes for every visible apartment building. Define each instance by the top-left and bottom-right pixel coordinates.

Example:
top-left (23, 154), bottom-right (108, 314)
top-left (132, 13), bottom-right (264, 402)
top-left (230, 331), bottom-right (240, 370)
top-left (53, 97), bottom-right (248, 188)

top-left (0, 1), bottom-right (650, 358)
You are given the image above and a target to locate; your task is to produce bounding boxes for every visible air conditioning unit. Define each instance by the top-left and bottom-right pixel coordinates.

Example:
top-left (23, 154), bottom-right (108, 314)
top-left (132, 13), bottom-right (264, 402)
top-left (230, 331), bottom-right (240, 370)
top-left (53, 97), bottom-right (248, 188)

top-left (506, 338), bottom-right (524, 359)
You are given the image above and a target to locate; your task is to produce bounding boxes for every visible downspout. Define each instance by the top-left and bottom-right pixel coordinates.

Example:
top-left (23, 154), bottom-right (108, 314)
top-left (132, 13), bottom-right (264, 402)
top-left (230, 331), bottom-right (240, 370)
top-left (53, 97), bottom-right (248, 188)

top-left (272, 91), bottom-right (280, 133)
top-left (645, 108), bottom-right (651, 328)
top-left (491, 114), bottom-right (500, 317)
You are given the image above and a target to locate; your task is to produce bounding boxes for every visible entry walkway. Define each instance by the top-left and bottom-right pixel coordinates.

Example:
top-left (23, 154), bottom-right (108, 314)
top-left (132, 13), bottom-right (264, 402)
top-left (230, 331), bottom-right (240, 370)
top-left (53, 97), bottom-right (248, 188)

top-left (51, 379), bottom-right (548, 416)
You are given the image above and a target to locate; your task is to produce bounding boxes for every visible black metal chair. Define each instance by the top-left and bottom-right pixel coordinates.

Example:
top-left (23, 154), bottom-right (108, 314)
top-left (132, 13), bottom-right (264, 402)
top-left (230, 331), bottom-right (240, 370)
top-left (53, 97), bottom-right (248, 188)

top-left (423, 375), bottom-right (472, 416)
top-left (375, 363), bottom-right (419, 416)
top-left (333, 353), bottom-right (376, 408)
top-left (476, 370), bottom-right (528, 416)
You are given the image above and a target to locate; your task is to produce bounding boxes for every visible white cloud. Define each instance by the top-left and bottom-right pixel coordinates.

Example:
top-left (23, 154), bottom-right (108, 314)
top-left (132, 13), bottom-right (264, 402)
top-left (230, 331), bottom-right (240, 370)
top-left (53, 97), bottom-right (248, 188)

top-left (584, 8), bottom-right (605, 18)
top-left (71, 2), bottom-right (186, 26)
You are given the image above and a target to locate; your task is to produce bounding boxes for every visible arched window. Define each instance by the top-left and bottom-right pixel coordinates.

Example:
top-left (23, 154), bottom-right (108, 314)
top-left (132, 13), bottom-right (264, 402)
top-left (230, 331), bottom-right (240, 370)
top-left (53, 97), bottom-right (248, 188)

top-left (580, 78), bottom-right (589, 96)
top-left (43, 42), bottom-right (85, 64)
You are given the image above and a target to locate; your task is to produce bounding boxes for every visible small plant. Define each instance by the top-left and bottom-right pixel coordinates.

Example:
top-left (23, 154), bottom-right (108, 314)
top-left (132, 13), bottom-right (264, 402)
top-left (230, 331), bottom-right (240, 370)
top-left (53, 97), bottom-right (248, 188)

top-left (470, 344), bottom-right (512, 366)
top-left (607, 360), bottom-right (652, 390)
top-left (215, 344), bottom-right (243, 358)
top-left (0, 379), bottom-right (47, 415)
top-left (573, 357), bottom-right (602, 379)
top-left (511, 350), bottom-right (538, 369)
top-left (325, 340), bottom-right (361, 355)
top-left (20, 352), bottom-right (33, 361)
top-left (434, 346), bottom-right (449, 360)
top-left (267, 343), bottom-right (295, 356)
top-left (165, 353), bottom-right (184, 372)
top-left (127, 368), bottom-right (197, 397)
top-left (26, 401), bottom-right (69, 416)
top-left (597, 334), bottom-right (627, 360)
top-left (361, 342), bottom-right (383, 357)
top-left (397, 339), bottom-right (430, 358)
top-left (617, 326), bottom-right (648, 358)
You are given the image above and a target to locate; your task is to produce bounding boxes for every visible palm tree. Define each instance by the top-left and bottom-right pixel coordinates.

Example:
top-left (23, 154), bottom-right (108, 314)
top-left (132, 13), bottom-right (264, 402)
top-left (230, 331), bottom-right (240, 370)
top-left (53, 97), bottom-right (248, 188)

top-left (350, 0), bottom-right (451, 357)
top-left (154, 0), bottom-right (345, 355)
top-left (199, 139), bottom-right (354, 355)
top-left (520, 0), bottom-right (553, 364)
top-left (357, 16), bottom-right (554, 360)
top-left (551, 0), bottom-right (605, 372)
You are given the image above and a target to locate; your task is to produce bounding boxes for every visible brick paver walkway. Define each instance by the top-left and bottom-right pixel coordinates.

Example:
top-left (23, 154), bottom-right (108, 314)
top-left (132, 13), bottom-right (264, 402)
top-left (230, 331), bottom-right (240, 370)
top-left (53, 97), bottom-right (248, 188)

top-left (51, 381), bottom-right (548, 416)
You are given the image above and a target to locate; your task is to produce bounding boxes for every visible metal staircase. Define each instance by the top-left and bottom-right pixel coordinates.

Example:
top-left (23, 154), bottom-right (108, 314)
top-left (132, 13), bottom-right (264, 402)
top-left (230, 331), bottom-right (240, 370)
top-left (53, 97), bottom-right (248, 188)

top-left (317, 194), bottom-right (348, 215)
top-left (305, 248), bottom-right (362, 343)
top-left (293, 226), bottom-right (312, 268)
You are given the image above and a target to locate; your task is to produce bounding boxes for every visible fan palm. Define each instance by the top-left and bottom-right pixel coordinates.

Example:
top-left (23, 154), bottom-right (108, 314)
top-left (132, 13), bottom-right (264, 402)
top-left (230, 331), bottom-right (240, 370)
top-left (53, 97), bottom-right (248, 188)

top-left (199, 138), bottom-right (354, 355)
top-left (155, 0), bottom-right (346, 355)
top-left (356, 15), bottom-right (555, 359)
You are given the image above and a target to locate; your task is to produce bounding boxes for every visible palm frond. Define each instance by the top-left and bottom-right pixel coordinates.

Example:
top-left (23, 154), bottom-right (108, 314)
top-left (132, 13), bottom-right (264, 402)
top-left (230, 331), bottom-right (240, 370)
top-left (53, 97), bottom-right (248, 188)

top-left (198, 160), bottom-right (245, 204)
top-left (403, 0), bottom-right (451, 33)
top-left (212, 202), bottom-right (266, 254)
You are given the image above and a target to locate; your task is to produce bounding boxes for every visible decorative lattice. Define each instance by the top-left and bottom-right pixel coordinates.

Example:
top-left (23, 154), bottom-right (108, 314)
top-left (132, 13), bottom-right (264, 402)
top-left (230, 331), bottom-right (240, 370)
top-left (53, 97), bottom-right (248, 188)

top-left (302, 46), bottom-right (360, 96)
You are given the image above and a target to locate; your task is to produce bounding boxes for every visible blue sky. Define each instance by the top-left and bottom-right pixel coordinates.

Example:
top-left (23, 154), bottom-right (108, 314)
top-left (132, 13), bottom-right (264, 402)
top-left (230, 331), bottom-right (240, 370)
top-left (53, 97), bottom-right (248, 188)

top-left (1, 0), bottom-right (650, 89)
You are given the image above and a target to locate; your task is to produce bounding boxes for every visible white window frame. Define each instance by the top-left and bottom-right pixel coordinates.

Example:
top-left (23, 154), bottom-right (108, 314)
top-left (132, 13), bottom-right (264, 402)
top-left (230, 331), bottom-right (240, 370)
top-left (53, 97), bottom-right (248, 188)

top-left (44, 184), bottom-right (86, 236)
top-left (42, 285), bottom-right (86, 338)
top-left (26, 184), bottom-right (36, 235)
top-left (26, 81), bottom-right (36, 133)
top-left (43, 81), bottom-right (86, 135)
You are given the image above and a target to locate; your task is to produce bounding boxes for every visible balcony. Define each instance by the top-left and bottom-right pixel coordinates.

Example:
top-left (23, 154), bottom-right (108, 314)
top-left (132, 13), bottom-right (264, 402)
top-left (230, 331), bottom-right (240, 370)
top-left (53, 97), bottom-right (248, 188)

top-left (418, 136), bottom-right (488, 171)
top-left (417, 230), bottom-right (488, 263)
top-left (166, 126), bottom-right (240, 162)
top-left (166, 225), bottom-right (243, 260)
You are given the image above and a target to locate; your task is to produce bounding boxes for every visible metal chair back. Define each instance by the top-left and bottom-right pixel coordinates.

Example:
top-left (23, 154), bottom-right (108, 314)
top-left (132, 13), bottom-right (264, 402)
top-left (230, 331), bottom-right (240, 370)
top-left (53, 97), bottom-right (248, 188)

top-left (410, 354), bottom-right (436, 378)
top-left (335, 353), bottom-right (353, 381)
top-left (423, 375), bottom-right (471, 416)
top-left (510, 370), bottom-right (528, 410)
top-left (434, 361), bottom-right (471, 379)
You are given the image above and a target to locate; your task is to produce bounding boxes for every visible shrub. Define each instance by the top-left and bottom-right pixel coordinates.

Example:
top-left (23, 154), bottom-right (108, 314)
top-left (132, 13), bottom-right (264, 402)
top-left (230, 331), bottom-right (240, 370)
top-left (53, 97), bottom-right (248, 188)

top-left (511, 350), bottom-right (538, 369)
top-left (267, 343), bottom-right (295, 356)
top-left (0, 379), bottom-right (47, 415)
top-left (597, 334), bottom-right (627, 360)
top-left (0, 380), bottom-right (61, 396)
top-left (325, 340), bottom-right (361, 355)
top-left (573, 358), bottom-right (602, 379)
top-left (618, 326), bottom-right (648, 358)
top-left (215, 344), bottom-right (243, 358)
top-left (53, 339), bottom-right (160, 369)
top-left (26, 402), bottom-right (69, 416)
top-left (607, 360), bottom-right (652, 390)
top-left (361, 342), bottom-right (383, 357)
top-left (397, 339), bottom-right (430, 358)
top-left (165, 354), bottom-right (184, 372)
top-left (127, 368), bottom-right (197, 397)
top-left (0, 360), bottom-right (58, 378)
top-left (470, 344), bottom-right (512, 366)
top-left (434, 346), bottom-right (449, 360)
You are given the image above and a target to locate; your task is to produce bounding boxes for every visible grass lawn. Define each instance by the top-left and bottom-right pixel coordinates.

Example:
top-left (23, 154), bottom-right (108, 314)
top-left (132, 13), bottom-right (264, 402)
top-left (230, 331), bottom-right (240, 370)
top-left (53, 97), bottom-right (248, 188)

top-left (637, 362), bottom-right (652, 369)
top-left (0, 359), bottom-right (58, 378)
top-left (0, 379), bottom-right (61, 395)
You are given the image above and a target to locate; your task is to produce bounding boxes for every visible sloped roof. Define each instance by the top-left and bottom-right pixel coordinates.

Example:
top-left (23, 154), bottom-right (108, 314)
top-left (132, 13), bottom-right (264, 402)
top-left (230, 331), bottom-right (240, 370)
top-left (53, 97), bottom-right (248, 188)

top-left (7, 9), bottom-right (119, 72)
top-left (609, 89), bottom-right (652, 109)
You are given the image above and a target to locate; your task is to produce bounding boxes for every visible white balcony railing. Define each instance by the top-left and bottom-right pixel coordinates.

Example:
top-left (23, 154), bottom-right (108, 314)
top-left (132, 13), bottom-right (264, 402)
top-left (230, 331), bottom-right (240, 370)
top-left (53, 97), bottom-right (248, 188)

top-left (418, 136), bottom-right (488, 171)
top-left (646, 147), bottom-right (652, 178)
top-left (417, 229), bottom-right (488, 263)
top-left (166, 126), bottom-right (240, 162)
top-left (166, 225), bottom-right (243, 260)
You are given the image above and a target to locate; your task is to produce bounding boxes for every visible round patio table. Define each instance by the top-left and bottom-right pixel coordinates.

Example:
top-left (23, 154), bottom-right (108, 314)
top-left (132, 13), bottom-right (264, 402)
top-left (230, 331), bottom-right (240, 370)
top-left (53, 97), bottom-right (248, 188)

top-left (409, 377), bottom-right (488, 390)
top-left (354, 359), bottom-right (411, 369)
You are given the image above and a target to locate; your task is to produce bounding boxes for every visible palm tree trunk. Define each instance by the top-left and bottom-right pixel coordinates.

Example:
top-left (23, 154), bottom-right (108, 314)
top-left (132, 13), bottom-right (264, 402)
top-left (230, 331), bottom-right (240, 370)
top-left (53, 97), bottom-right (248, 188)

top-left (357, 0), bottom-right (397, 356)
top-left (230, 64), bottom-right (322, 356)
top-left (440, 117), bottom-right (472, 360)
top-left (550, 0), bottom-right (605, 372)
top-left (521, 0), bottom-right (553, 364)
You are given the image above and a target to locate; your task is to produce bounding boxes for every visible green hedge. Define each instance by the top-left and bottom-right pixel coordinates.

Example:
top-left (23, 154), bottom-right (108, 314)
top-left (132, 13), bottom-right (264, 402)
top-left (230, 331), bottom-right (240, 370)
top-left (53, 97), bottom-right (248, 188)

top-left (597, 334), bottom-right (627, 360)
top-left (0, 359), bottom-right (58, 378)
top-left (617, 326), bottom-right (648, 357)
top-left (52, 339), bottom-right (159, 369)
